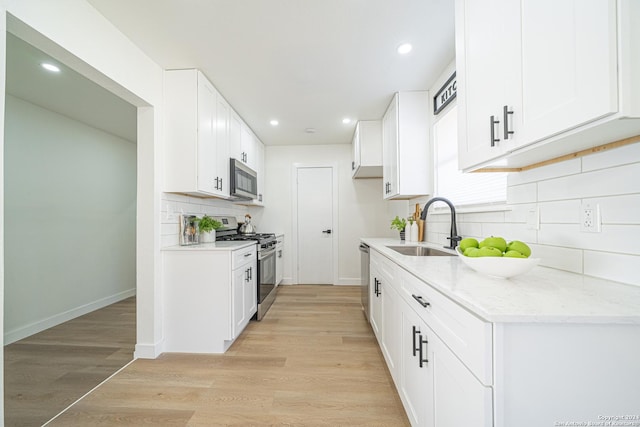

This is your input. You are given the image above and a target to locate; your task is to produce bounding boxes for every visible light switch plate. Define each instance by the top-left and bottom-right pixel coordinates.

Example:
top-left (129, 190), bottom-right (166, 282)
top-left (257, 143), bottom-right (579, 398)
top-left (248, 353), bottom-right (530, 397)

top-left (526, 207), bottom-right (539, 230)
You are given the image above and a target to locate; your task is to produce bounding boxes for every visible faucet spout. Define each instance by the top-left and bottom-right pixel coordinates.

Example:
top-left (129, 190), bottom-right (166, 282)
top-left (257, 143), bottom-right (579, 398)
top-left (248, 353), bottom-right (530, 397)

top-left (420, 197), bottom-right (461, 250)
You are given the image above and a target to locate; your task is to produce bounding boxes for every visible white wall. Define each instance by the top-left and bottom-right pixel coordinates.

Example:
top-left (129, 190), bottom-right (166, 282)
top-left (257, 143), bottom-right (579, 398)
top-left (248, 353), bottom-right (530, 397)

top-left (4, 95), bottom-right (137, 343)
top-left (258, 144), bottom-right (404, 285)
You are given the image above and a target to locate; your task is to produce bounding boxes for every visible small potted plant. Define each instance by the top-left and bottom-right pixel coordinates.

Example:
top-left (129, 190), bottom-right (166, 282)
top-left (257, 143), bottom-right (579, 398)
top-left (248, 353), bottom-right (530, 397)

top-left (197, 215), bottom-right (222, 243)
top-left (390, 215), bottom-right (407, 241)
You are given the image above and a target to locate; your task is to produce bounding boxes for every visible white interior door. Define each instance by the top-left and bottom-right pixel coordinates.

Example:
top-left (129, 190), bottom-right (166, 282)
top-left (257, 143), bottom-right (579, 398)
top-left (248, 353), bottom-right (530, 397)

top-left (297, 167), bottom-right (334, 284)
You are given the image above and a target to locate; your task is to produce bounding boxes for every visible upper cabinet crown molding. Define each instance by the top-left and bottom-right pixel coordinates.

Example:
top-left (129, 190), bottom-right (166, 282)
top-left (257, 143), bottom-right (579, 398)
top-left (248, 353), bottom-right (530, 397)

top-left (456, 0), bottom-right (640, 172)
top-left (382, 92), bottom-right (432, 200)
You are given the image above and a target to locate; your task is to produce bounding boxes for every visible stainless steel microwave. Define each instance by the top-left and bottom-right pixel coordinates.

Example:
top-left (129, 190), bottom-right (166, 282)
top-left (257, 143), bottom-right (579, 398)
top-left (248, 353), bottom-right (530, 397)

top-left (229, 158), bottom-right (258, 200)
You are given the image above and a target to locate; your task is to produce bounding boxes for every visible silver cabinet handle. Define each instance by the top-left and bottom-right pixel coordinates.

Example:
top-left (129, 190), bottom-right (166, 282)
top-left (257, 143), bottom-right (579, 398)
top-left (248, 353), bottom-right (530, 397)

top-left (503, 105), bottom-right (514, 140)
top-left (490, 115), bottom-right (500, 147)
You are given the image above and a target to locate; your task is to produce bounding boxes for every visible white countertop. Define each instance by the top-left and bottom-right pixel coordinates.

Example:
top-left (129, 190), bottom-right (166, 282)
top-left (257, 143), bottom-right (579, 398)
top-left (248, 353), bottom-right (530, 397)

top-left (362, 238), bottom-right (640, 324)
top-left (162, 241), bottom-right (256, 251)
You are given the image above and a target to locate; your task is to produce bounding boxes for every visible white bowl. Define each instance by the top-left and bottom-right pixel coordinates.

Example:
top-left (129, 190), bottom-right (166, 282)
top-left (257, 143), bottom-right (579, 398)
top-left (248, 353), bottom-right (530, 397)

top-left (456, 248), bottom-right (540, 279)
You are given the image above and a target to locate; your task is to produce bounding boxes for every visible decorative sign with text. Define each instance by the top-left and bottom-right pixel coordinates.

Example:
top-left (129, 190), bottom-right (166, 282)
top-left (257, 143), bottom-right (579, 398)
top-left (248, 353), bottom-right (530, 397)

top-left (433, 71), bottom-right (456, 115)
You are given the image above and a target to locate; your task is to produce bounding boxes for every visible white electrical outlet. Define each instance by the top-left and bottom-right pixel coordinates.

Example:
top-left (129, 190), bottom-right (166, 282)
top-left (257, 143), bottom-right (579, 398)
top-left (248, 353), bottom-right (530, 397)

top-left (580, 202), bottom-right (602, 233)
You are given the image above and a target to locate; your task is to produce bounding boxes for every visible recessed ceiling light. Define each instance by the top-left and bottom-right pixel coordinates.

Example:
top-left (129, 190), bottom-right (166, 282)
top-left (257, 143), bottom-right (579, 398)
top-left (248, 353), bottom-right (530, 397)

top-left (41, 62), bottom-right (61, 73)
top-left (342, 118), bottom-right (352, 124)
top-left (397, 43), bottom-right (413, 55)
top-left (270, 120), bottom-right (279, 126)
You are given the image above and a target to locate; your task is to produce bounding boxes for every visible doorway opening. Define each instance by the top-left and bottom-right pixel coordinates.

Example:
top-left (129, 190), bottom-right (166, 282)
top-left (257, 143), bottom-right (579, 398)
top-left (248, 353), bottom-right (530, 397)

top-left (3, 32), bottom-right (138, 426)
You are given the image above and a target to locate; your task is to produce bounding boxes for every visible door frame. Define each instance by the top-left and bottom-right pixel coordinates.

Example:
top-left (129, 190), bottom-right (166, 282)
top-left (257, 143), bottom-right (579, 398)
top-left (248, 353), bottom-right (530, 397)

top-left (291, 163), bottom-right (339, 285)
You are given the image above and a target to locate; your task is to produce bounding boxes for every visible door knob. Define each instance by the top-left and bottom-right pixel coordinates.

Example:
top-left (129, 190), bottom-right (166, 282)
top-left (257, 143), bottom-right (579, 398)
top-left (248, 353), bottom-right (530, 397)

top-left (322, 229), bottom-right (332, 234)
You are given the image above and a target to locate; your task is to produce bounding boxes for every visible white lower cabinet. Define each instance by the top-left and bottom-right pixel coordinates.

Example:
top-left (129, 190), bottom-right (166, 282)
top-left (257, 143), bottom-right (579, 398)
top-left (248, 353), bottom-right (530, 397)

top-left (232, 246), bottom-right (257, 338)
top-left (381, 278), bottom-right (402, 383)
top-left (431, 330), bottom-right (493, 427)
top-left (162, 245), bottom-right (257, 353)
top-left (400, 306), bottom-right (434, 427)
top-left (368, 246), bottom-right (640, 426)
top-left (370, 249), bottom-right (492, 427)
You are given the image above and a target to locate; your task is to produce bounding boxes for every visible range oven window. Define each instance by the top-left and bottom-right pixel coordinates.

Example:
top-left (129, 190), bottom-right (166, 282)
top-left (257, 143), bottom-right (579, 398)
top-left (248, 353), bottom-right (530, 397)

top-left (258, 247), bottom-right (276, 304)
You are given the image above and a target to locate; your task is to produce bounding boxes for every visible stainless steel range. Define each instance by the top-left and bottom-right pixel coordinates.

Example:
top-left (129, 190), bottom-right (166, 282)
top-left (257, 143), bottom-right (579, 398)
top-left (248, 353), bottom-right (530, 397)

top-left (214, 216), bottom-right (277, 320)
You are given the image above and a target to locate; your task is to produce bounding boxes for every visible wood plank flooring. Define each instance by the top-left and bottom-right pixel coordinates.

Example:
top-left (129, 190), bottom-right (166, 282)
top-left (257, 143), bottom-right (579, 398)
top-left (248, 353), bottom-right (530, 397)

top-left (4, 297), bottom-right (136, 427)
top-left (48, 285), bottom-right (410, 426)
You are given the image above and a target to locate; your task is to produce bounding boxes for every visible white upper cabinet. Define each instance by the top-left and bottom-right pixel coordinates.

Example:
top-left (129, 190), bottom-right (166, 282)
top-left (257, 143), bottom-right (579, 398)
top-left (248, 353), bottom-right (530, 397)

top-left (239, 123), bottom-right (258, 170)
top-left (229, 109), bottom-right (243, 164)
top-left (455, 0), bottom-right (520, 170)
top-left (164, 69), bottom-right (229, 198)
top-left (230, 111), bottom-right (258, 169)
top-left (351, 120), bottom-right (383, 178)
top-left (456, 0), bottom-right (640, 171)
top-left (382, 92), bottom-right (431, 199)
top-left (519, 0), bottom-right (618, 144)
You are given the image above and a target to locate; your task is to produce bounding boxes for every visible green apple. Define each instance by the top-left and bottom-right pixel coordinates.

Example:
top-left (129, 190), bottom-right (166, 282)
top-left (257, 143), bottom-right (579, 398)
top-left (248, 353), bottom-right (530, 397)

top-left (506, 240), bottom-right (531, 258)
top-left (459, 237), bottom-right (479, 252)
top-left (504, 250), bottom-right (527, 258)
top-left (463, 247), bottom-right (480, 257)
top-left (477, 246), bottom-right (503, 257)
top-left (479, 236), bottom-right (507, 253)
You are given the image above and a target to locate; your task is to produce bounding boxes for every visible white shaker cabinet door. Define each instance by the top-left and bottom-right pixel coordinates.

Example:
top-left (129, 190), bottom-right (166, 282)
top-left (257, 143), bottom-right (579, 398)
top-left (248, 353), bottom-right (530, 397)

top-left (455, 0), bottom-right (520, 170)
top-left (196, 75), bottom-right (218, 194)
top-left (518, 0), bottom-right (618, 147)
top-left (400, 306), bottom-right (435, 427)
top-left (432, 331), bottom-right (493, 427)
top-left (382, 95), bottom-right (399, 199)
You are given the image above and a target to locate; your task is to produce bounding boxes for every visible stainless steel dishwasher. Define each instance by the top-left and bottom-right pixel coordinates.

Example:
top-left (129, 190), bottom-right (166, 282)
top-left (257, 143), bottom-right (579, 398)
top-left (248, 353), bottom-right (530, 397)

top-left (359, 242), bottom-right (370, 320)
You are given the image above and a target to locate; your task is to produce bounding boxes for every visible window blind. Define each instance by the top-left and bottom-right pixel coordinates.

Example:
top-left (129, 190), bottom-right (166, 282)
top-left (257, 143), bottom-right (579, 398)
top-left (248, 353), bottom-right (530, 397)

top-left (433, 105), bottom-right (507, 206)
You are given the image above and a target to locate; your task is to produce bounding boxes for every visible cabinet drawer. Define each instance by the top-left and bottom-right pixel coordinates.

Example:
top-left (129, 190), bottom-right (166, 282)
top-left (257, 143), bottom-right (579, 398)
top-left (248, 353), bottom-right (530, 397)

top-left (232, 245), bottom-right (256, 269)
top-left (371, 250), bottom-right (398, 288)
top-left (400, 269), bottom-right (492, 385)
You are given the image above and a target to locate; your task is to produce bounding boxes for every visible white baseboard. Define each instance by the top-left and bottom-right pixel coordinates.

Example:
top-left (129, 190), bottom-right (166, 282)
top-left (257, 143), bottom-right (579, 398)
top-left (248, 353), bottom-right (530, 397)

top-left (4, 288), bottom-right (136, 345)
top-left (336, 277), bottom-right (360, 286)
top-left (135, 341), bottom-right (164, 359)
top-left (278, 278), bottom-right (361, 286)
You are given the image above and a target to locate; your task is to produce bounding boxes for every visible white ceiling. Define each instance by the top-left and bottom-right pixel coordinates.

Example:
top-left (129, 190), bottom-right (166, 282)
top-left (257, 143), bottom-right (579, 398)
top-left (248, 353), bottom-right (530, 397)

top-left (5, 33), bottom-right (138, 143)
top-left (86, 0), bottom-right (455, 146)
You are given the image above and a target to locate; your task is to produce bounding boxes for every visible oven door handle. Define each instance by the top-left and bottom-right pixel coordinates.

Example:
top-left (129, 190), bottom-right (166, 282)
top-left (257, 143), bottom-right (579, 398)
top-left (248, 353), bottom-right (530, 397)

top-left (259, 247), bottom-right (276, 260)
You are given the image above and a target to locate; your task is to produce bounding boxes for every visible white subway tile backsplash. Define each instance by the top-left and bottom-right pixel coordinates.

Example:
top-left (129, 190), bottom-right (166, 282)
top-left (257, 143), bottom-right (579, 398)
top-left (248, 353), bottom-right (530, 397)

top-left (539, 200), bottom-right (580, 224)
top-left (583, 251), bottom-right (640, 287)
top-left (159, 192), bottom-right (257, 248)
top-left (460, 210), bottom-right (507, 223)
top-left (420, 143), bottom-right (640, 282)
top-left (539, 224), bottom-right (640, 256)
top-left (503, 203), bottom-right (535, 223)
top-left (506, 182), bottom-right (537, 204)
top-left (534, 244), bottom-right (583, 274)
top-left (538, 163), bottom-right (640, 201)
top-left (507, 158), bottom-right (581, 186)
top-left (586, 194), bottom-right (640, 225)
top-left (582, 141), bottom-right (640, 172)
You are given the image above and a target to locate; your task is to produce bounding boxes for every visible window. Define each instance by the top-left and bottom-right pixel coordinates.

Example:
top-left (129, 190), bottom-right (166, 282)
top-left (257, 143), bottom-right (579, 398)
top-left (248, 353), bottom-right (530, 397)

top-left (433, 105), bottom-right (507, 206)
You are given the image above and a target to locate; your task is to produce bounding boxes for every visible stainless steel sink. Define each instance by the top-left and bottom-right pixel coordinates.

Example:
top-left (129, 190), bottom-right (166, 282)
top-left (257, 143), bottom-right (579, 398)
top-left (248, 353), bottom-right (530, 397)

top-left (386, 246), bottom-right (455, 257)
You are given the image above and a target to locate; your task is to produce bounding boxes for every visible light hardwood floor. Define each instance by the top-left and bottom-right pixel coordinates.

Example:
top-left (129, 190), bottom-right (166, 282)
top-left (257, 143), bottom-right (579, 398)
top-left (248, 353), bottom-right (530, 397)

top-left (4, 297), bottom-right (136, 427)
top-left (47, 285), bottom-right (410, 426)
